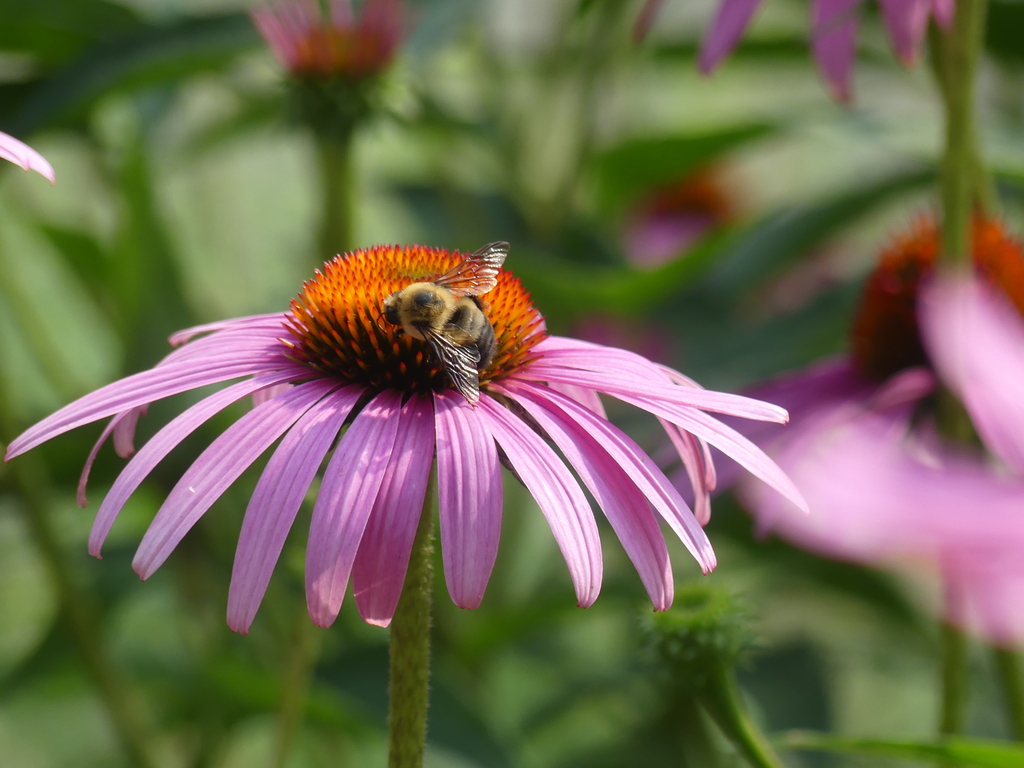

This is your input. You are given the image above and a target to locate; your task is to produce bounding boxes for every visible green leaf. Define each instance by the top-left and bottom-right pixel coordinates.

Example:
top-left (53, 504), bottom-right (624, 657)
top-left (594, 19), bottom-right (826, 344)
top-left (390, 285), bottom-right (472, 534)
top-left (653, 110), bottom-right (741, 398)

top-left (183, 92), bottom-right (286, 158)
top-left (7, 13), bottom-right (260, 134)
top-left (705, 167), bottom-right (935, 297)
top-left (986, 0), bottom-right (1024, 63)
top-left (0, 0), bottom-right (142, 66)
top-left (514, 229), bottom-right (734, 318)
top-left (36, 225), bottom-right (109, 304)
top-left (317, 645), bottom-right (514, 768)
top-left (780, 731), bottom-right (1024, 767)
top-left (592, 124), bottom-right (774, 210)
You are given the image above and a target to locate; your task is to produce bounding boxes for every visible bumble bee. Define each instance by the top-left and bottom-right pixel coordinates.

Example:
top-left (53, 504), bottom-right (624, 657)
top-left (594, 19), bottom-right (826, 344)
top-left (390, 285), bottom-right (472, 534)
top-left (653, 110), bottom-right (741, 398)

top-left (382, 241), bottom-right (510, 403)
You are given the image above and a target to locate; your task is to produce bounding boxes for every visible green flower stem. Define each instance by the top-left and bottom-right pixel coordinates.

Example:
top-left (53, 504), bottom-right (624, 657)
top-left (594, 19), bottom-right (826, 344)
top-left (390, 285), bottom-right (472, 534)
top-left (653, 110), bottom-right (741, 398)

top-left (387, 470), bottom-right (436, 768)
top-left (939, 622), bottom-right (969, 736)
top-left (0, 450), bottom-right (159, 768)
top-left (993, 648), bottom-right (1024, 740)
top-left (317, 134), bottom-right (354, 265)
top-left (931, 0), bottom-right (990, 263)
top-left (669, 694), bottom-right (722, 768)
top-left (699, 662), bottom-right (786, 768)
top-left (270, 604), bottom-right (323, 768)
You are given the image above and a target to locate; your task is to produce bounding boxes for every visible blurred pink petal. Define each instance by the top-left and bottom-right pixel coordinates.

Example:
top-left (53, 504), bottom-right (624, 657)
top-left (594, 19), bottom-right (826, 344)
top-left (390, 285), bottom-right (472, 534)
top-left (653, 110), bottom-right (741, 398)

top-left (878, 0), bottom-right (931, 64)
top-left (632, 0), bottom-right (667, 43)
top-left (920, 272), bottom-right (1024, 476)
top-left (699, 0), bottom-right (769, 73)
top-left (0, 131), bottom-right (55, 184)
top-left (624, 214), bottom-right (717, 269)
top-left (932, 0), bottom-right (955, 27)
top-left (623, 169), bottom-right (735, 269)
top-left (252, 0), bottom-right (403, 78)
top-left (811, 0), bottom-right (860, 102)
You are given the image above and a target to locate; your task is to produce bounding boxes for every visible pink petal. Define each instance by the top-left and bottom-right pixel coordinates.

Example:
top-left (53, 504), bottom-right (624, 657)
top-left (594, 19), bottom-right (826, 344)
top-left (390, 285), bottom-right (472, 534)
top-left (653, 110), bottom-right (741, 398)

top-left (507, 381), bottom-right (716, 574)
top-left (618, 390), bottom-right (809, 513)
top-left (920, 273), bottom-right (1024, 476)
top-left (522, 361), bottom-right (788, 422)
top-left (698, 0), bottom-right (769, 74)
top-left (660, 418), bottom-right (713, 526)
top-left (547, 382), bottom-right (607, 419)
top-left (932, 0), bottom-right (955, 28)
top-left (479, 396), bottom-right (603, 608)
top-left (878, 0), bottom-right (931, 65)
top-left (5, 349), bottom-right (296, 460)
top-left (252, 383), bottom-right (293, 408)
top-left (535, 338), bottom-right (789, 422)
top-left (498, 385), bottom-right (673, 610)
top-left (227, 386), bottom-right (360, 633)
top-left (0, 131), bottom-right (55, 184)
top-left (132, 378), bottom-right (338, 579)
top-left (434, 391), bottom-right (503, 609)
top-left (305, 389), bottom-right (403, 627)
top-left (87, 372), bottom-right (301, 557)
top-left (632, 0), bottom-right (666, 43)
top-left (112, 406), bottom-right (147, 458)
top-left (624, 213), bottom-right (716, 269)
top-left (169, 313), bottom-right (288, 347)
top-left (811, 0), bottom-right (860, 102)
top-left (351, 395), bottom-right (435, 628)
top-left (77, 417), bottom-right (123, 507)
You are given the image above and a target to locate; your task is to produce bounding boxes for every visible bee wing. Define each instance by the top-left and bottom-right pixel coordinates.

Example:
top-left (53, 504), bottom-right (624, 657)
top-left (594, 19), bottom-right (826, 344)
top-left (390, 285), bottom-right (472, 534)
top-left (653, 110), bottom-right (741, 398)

top-left (433, 241), bottom-right (509, 297)
top-left (423, 330), bottom-right (482, 403)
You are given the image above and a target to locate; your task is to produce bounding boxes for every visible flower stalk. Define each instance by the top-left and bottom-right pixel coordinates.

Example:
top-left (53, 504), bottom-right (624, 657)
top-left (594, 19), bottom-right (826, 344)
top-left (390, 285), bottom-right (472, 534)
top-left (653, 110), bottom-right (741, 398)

top-left (699, 662), bottom-right (787, 768)
top-left (387, 469), bottom-right (436, 768)
top-left (317, 134), bottom-right (354, 263)
top-left (993, 648), bottom-right (1024, 741)
top-left (931, 0), bottom-right (990, 264)
top-left (931, 0), bottom-right (1005, 742)
top-left (939, 621), bottom-right (970, 735)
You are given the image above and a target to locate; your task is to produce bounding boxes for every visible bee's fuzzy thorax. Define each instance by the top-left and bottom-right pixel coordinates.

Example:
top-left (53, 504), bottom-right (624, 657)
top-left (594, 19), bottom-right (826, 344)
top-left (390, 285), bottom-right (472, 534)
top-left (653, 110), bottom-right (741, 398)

top-left (284, 244), bottom-right (546, 395)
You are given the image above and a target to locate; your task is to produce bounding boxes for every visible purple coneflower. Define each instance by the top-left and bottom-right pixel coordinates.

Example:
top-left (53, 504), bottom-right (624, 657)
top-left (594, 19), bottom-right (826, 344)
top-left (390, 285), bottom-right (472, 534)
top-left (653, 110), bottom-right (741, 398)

top-left (0, 130), bottom-right (55, 184)
top-left (721, 217), bottom-right (1024, 645)
top-left (252, 0), bottom-right (402, 80)
top-left (648, 0), bottom-right (954, 102)
top-left (622, 167), bottom-right (736, 270)
top-left (4, 244), bottom-right (805, 634)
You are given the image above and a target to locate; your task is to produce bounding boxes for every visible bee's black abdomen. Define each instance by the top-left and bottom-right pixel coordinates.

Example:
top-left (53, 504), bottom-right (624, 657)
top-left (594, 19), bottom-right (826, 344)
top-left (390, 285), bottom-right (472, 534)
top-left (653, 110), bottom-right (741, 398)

top-left (475, 320), bottom-right (497, 370)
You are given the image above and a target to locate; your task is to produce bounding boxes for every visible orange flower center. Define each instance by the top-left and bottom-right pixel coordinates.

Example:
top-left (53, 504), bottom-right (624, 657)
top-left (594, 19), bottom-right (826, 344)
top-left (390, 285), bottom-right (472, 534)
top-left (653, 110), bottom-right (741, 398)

top-left (291, 27), bottom-right (394, 79)
top-left (851, 216), bottom-right (1024, 380)
top-left (285, 244), bottom-right (547, 395)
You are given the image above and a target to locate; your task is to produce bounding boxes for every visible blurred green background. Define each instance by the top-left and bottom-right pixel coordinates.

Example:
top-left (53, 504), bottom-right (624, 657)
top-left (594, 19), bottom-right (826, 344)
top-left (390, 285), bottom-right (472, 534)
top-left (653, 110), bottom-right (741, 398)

top-left (3, 0), bottom-right (1024, 765)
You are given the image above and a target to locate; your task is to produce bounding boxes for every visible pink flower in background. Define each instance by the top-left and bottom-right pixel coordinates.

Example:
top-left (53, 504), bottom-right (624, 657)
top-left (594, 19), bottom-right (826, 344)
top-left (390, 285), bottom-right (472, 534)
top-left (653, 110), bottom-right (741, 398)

top-left (252, 0), bottom-right (403, 79)
top-left (695, 0), bottom-right (954, 102)
top-left (718, 218), bottom-right (1024, 645)
top-left (0, 131), bottom-right (55, 184)
top-left (4, 244), bottom-right (805, 634)
top-left (622, 168), bottom-right (736, 270)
